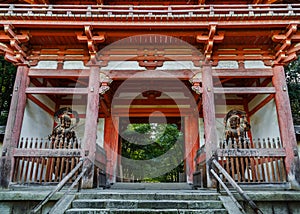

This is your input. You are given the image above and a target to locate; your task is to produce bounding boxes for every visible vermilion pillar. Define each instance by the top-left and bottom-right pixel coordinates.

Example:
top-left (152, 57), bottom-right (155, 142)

top-left (104, 116), bottom-right (119, 184)
top-left (272, 64), bottom-right (300, 187)
top-left (185, 114), bottom-right (199, 184)
top-left (0, 65), bottom-right (29, 188)
top-left (82, 65), bottom-right (100, 188)
top-left (202, 63), bottom-right (218, 188)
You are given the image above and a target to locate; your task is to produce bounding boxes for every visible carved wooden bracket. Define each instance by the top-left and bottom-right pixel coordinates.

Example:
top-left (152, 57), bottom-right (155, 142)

top-left (191, 82), bottom-right (202, 95)
top-left (99, 82), bottom-right (110, 95)
top-left (0, 25), bottom-right (30, 65)
top-left (137, 48), bottom-right (164, 70)
top-left (99, 73), bottom-right (112, 95)
top-left (76, 26), bottom-right (105, 63)
top-left (196, 25), bottom-right (224, 62)
top-left (272, 24), bottom-right (300, 65)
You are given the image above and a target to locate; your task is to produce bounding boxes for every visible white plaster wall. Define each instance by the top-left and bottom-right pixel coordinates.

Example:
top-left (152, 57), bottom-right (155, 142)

top-left (64, 61), bottom-right (88, 69)
top-left (198, 118), bottom-right (205, 147)
top-left (244, 60), bottom-right (271, 69)
top-left (213, 61), bottom-right (238, 69)
top-left (20, 97), bottom-right (54, 139)
top-left (161, 61), bottom-right (199, 70)
top-left (97, 118), bottom-right (105, 148)
top-left (250, 100), bottom-right (280, 140)
top-left (32, 61), bottom-right (58, 69)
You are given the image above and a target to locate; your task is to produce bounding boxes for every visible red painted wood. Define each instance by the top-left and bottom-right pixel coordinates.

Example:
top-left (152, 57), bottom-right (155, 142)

top-left (29, 69), bottom-right (90, 78)
top-left (248, 94), bottom-right (275, 117)
top-left (214, 87), bottom-right (276, 94)
top-left (25, 87), bottom-right (88, 94)
top-left (202, 64), bottom-right (218, 188)
top-left (81, 65), bottom-right (100, 188)
top-left (272, 65), bottom-right (298, 177)
top-left (27, 94), bottom-right (54, 116)
top-left (212, 68), bottom-right (273, 78)
top-left (104, 116), bottom-right (119, 183)
top-left (185, 115), bottom-right (199, 184)
top-left (0, 65), bottom-right (29, 187)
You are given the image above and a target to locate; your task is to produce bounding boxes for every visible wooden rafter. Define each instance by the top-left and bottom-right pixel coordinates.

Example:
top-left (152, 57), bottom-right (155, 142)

top-left (20, 0), bottom-right (50, 3)
top-left (273, 24), bottom-right (299, 64)
top-left (0, 25), bottom-right (30, 64)
top-left (253, 0), bottom-right (263, 4)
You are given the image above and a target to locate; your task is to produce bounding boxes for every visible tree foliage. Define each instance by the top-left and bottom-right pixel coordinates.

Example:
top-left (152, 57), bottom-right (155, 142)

top-left (0, 56), bottom-right (16, 126)
top-left (285, 57), bottom-right (300, 125)
top-left (121, 123), bottom-right (184, 182)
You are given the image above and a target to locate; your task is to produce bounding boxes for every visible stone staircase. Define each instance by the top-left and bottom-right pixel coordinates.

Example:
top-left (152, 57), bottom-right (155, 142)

top-left (65, 185), bottom-right (228, 214)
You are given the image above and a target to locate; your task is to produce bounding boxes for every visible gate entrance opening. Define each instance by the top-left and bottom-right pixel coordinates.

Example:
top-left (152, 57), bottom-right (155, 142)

top-left (117, 117), bottom-right (186, 183)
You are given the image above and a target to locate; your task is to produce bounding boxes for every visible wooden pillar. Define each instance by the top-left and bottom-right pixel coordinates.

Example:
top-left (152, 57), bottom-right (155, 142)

top-left (104, 116), bottom-right (119, 184)
top-left (272, 65), bottom-right (300, 186)
top-left (0, 65), bottom-right (29, 188)
top-left (82, 65), bottom-right (100, 188)
top-left (202, 63), bottom-right (218, 188)
top-left (185, 114), bottom-right (199, 184)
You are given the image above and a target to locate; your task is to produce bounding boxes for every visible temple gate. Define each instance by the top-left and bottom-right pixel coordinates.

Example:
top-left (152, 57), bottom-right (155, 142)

top-left (0, 0), bottom-right (299, 189)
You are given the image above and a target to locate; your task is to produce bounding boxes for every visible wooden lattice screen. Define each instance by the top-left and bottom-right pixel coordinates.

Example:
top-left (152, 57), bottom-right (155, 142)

top-left (217, 138), bottom-right (287, 183)
top-left (12, 137), bottom-right (82, 184)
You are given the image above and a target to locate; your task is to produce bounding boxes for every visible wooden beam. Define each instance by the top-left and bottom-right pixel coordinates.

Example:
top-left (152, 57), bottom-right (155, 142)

top-left (27, 94), bottom-right (54, 116)
top-left (248, 94), bottom-right (274, 117)
top-left (212, 68), bottom-right (273, 78)
top-left (111, 108), bottom-right (193, 117)
top-left (29, 69), bottom-right (90, 78)
top-left (214, 87), bottom-right (276, 94)
top-left (13, 148), bottom-right (82, 157)
top-left (108, 69), bottom-right (195, 80)
top-left (217, 148), bottom-right (286, 157)
top-left (113, 98), bottom-right (192, 106)
top-left (25, 87), bottom-right (88, 94)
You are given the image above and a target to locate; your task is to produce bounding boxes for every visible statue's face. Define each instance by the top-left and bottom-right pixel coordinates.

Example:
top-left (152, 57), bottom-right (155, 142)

top-left (61, 115), bottom-right (71, 128)
top-left (229, 116), bottom-right (240, 129)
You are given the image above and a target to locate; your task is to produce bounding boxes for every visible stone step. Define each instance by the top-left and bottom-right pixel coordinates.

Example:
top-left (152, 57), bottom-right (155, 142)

top-left (72, 199), bottom-right (224, 209)
top-left (66, 208), bottom-right (228, 214)
top-left (110, 183), bottom-right (193, 190)
top-left (77, 191), bottom-right (220, 201)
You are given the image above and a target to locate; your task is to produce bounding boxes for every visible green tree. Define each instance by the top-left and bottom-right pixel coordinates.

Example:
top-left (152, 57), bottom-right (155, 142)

top-left (121, 123), bottom-right (184, 182)
top-left (285, 57), bottom-right (300, 125)
top-left (0, 56), bottom-right (16, 126)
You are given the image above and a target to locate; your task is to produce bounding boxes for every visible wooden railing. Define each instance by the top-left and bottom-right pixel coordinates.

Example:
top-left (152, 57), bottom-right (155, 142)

top-left (217, 138), bottom-right (287, 184)
top-left (194, 137), bottom-right (287, 188)
top-left (30, 158), bottom-right (87, 214)
top-left (0, 4), bottom-right (299, 20)
top-left (211, 158), bottom-right (263, 214)
top-left (12, 137), bottom-right (82, 184)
